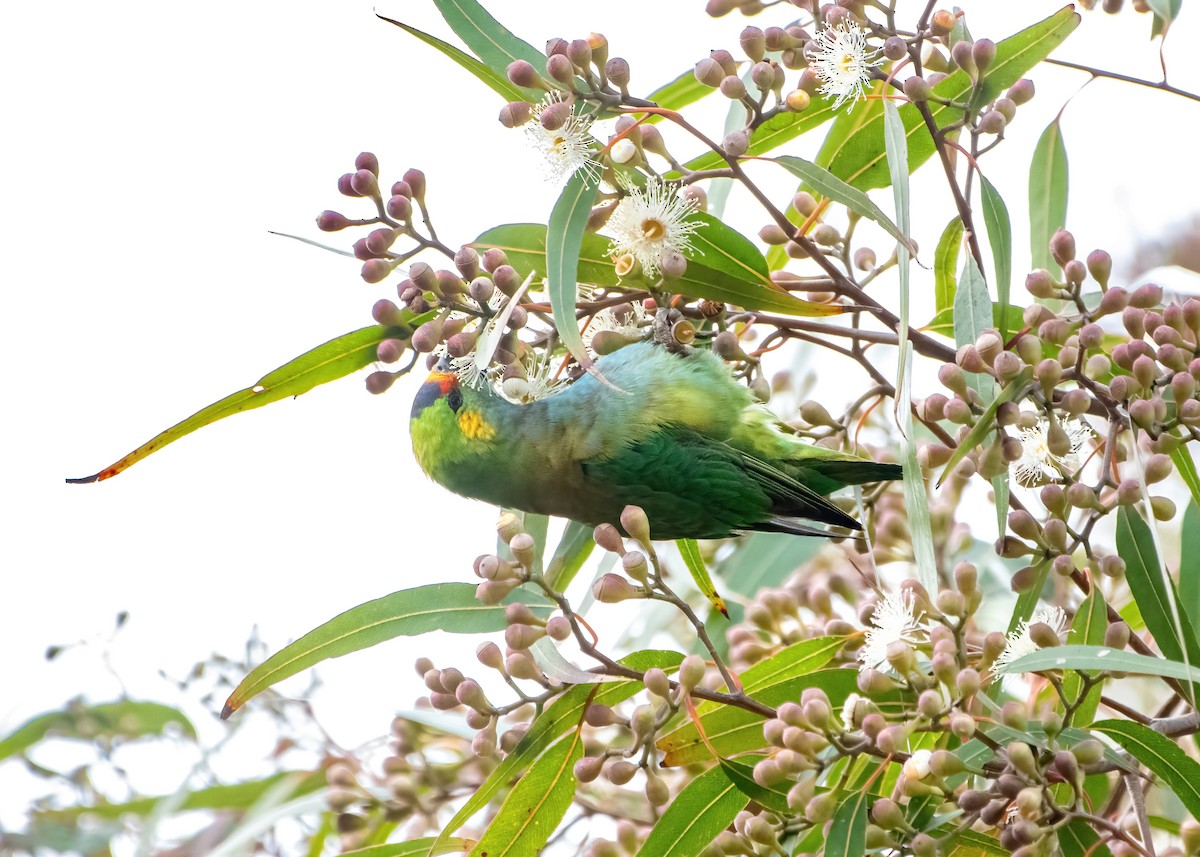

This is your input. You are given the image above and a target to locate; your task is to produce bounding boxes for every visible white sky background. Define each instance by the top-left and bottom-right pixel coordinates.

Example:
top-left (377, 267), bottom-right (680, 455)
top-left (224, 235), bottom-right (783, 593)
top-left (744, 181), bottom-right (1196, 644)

top-left (3, 0), bottom-right (1199, 832)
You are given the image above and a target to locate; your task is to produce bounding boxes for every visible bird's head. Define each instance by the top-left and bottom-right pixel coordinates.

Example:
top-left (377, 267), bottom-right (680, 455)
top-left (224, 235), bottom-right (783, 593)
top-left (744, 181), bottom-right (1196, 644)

top-left (409, 363), bottom-right (500, 474)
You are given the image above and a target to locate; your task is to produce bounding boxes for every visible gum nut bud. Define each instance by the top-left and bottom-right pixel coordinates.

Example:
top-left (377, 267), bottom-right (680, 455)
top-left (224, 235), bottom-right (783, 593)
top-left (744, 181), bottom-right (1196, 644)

top-left (316, 209), bottom-right (353, 232)
top-left (938, 363), bottom-right (967, 396)
top-left (943, 396), bottom-right (973, 424)
top-left (505, 650), bottom-right (542, 681)
top-left (574, 755), bottom-right (604, 783)
top-left (1131, 282), bottom-right (1164, 309)
top-left (592, 524), bottom-right (626, 556)
top-left (1000, 701), bottom-right (1028, 732)
top-left (609, 137), bottom-right (638, 165)
top-left (936, 590), bottom-right (965, 618)
top-left (545, 53), bottom-right (575, 85)
top-left (506, 532), bottom-right (535, 567)
top-left (975, 331), bottom-right (1003, 365)
top-left (992, 351), bottom-right (1023, 382)
top-left (859, 713), bottom-right (885, 739)
top-left (750, 61), bottom-right (776, 92)
top-left (723, 130), bottom-right (750, 157)
top-left (337, 172), bottom-right (362, 197)
top-left (1008, 77), bottom-right (1035, 105)
top-left (503, 305), bottom-right (528, 331)
top-left (1173, 371), bottom-right (1196, 403)
top-left (1152, 495), bottom-right (1177, 521)
top-left (604, 56), bottom-right (631, 89)
top-left (858, 668), bottom-right (895, 695)
top-left (1141, 452), bottom-right (1172, 484)
top-left (1129, 398), bottom-right (1156, 431)
top-left (1013, 334), bottom-right (1041, 367)
top-left (872, 798), bottom-right (906, 830)
top-left (921, 393), bottom-right (948, 421)
top-left (1028, 620), bottom-right (1062, 650)
top-left (736, 24), bottom-right (767, 62)
top-left (645, 773), bottom-right (671, 807)
top-left (606, 760), bottom-right (637, 785)
top-left (1006, 741), bottom-right (1038, 779)
top-left (455, 679), bottom-right (490, 712)
top-left (813, 223), bottom-right (840, 246)
top-left (694, 56), bottom-right (725, 87)
top-left (584, 703), bottom-right (619, 727)
top-left (994, 96), bottom-right (1017, 123)
top-left (644, 667), bottom-right (672, 698)
top-left (679, 654), bottom-right (707, 690)
top-left (545, 616), bottom-right (572, 641)
top-left (968, 37), bottom-right (996, 70)
top-left (444, 331), bottom-right (478, 359)
top-left (498, 100), bottom-right (533, 128)
top-left (661, 252), bottom-right (689, 281)
top-left (930, 9), bottom-right (957, 35)
top-left (505, 601), bottom-right (543, 627)
top-left (376, 339), bottom-right (406, 364)
top-left (410, 320), bottom-right (444, 353)
top-left (950, 40), bottom-right (976, 72)
top-left (620, 505), bottom-right (652, 543)
top-left (506, 59), bottom-right (542, 88)
top-left (1053, 750), bottom-right (1079, 783)
top-left (978, 110), bottom-right (1006, 135)
top-left (366, 227), bottom-right (399, 256)
top-left (475, 641), bottom-right (505, 671)
top-left (1034, 359), bottom-right (1062, 390)
top-left (593, 573), bottom-right (640, 603)
top-left (567, 38), bottom-right (593, 69)
top-left (384, 193), bottom-right (412, 222)
top-left (716, 74), bottom-right (749, 104)
top-left (763, 717), bottom-right (787, 748)
top-left (397, 168), bottom-right (424, 203)
top-left (958, 788), bottom-right (992, 814)
top-left (365, 371), bottom-right (397, 395)
top-left (803, 698), bottom-right (831, 728)
top-left (902, 75), bottom-right (932, 103)
top-left (1009, 563), bottom-right (1040, 591)
top-left (545, 37), bottom-right (568, 56)
top-left (978, 799), bottom-right (1008, 827)
top-left (950, 711), bottom-right (976, 740)
top-left (490, 264), bottom-right (520, 296)
top-left (776, 702), bottom-right (805, 727)
top-left (372, 298), bottom-right (405, 327)
top-left (350, 168), bottom-right (380, 199)
top-left (453, 247), bottom-right (480, 282)
top-left (799, 400), bottom-right (838, 428)
top-left (1133, 354), bottom-right (1158, 389)
top-left (930, 749), bottom-right (964, 778)
top-left (877, 725), bottom-right (910, 756)
top-left (806, 791), bottom-right (837, 824)
top-left (1067, 738), bottom-right (1104, 767)
top-left (1025, 269), bottom-right (1056, 298)
top-left (917, 689), bottom-right (944, 718)
top-left (1064, 259), bottom-right (1087, 288)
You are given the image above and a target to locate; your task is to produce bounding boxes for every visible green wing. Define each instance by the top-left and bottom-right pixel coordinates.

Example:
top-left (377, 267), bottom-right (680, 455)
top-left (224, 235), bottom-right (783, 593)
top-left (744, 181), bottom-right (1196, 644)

top-left (585, 427), bottom-right (860, 540)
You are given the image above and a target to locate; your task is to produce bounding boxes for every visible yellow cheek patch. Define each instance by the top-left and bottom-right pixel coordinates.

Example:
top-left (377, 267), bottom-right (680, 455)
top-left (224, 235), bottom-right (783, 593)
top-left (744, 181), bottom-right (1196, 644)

top-left (457, 409), bottom-right (497, 442)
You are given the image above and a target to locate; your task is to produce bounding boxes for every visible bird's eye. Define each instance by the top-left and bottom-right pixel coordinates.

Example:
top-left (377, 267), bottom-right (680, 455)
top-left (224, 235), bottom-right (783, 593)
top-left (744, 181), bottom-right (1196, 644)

top-left (446, 387), bottom-right (464, 412)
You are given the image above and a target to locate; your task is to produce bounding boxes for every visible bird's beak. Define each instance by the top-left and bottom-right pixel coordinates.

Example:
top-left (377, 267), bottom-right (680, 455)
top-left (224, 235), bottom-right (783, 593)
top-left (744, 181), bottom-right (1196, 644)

top-left (434, 352), bottom-right (453, 373)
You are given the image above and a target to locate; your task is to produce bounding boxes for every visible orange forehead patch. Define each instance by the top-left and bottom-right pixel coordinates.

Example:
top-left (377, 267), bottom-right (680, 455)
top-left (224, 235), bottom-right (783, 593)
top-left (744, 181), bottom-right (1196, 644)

top-left (427, 371), bottom-right (457, 394)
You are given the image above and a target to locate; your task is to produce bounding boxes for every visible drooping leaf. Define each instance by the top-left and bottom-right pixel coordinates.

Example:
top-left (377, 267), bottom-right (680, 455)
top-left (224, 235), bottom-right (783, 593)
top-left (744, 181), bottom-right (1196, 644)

top-left (1116, 505), bottom-right (1200, 700)
top-left (378, 16), bottom-right (527, 102)
top-left (547, 169), bottom-right (602, 371)
top-left (469, 730), bottom-right (583, 856)
top-left (677, 538), bottom-right (727, 617)
top-left (1091, 719), bottom-right (1200, 819)
top-left (67, 323), bottom-right (425, 483)
top-left (222, 584), bottom-right (552, 718)
top-left (543, 520), bottom-right (595, 592)
top-left (430, 0), bottom-right (545, 84)
top-left (1181, 500), bottom-right (1200, 630)
top-left (827, 8), bottom-right (1080, 191)
top-left (434, 650), bottom-right (682, 847)
top-left (934, 217), bottom-right (964, 314)
top-left (937, 366), bottom-right (1033, 486)
top-left (774, 155), bottom-right (916, 253)
top-left (1029, 119), bottom-right (1069, 272)
top-left (1004, 644), bottom-right (1200, 685)
top-left (341, 838), bottom-right (475, 857)
top-left (979, 176), bottom-right (1013, 340)
top-left (1061, 584), bottom-right (1108, 726)
top-left (826, 787), bottom-right (871, 857)
top-left (0, 700), bottom-right (195, 762)
top-left (635, 763), bottom-right (749, 856)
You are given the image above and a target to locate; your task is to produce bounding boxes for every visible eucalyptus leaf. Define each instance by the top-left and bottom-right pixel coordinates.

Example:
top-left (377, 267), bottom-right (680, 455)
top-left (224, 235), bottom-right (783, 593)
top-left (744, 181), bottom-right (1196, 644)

top-left (979, 176), bottom-right (1013, 340)
top-left (1092, 719), bottom-right (1200, 819)
top-left (935, 217), bottom-right (964, 314)
top-left (547, 169), bottom-right (602, 371)
top-left (1029, 119), bottom-right (1069, 272)
top-left (1003, 644), bottom-right (1200, 685)
top-left (379, 16), bottom-right (527, 102)
top-left (635, 763), bottom-right (748, 856)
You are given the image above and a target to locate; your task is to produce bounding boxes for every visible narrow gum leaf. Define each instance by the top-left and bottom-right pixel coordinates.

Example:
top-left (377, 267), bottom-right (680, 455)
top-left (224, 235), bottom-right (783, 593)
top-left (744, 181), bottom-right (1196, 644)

top-left (935, 366), bottom-right (1032, 488)
top-left (431, 0), bottom-right (546, 81)
top-left (1029, 119), bottom-right (1069, 272)
top-left (546, 170), bottom-right (604, 375)
top-left (934, 217), bottom-right (964, 314)
top-left (378, 15), bottom-right (528, 102)
top-left (222, 584), bottom-right (552, 718)
top-left (979, 176), bottom-right (1013, 340)
top-left (1091, 718), bottom-right (1200, 820)
top-left (66, 323), bottom-right (426, 483)
top-left (676, 538), bottom-right (727, 617)
top-left (634, 764), bottom-right (749, 856)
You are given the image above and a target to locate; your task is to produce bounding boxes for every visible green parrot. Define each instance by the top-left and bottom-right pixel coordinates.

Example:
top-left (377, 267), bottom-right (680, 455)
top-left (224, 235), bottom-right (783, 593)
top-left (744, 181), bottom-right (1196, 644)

top-left (410, 341), bottom-right (900, 540)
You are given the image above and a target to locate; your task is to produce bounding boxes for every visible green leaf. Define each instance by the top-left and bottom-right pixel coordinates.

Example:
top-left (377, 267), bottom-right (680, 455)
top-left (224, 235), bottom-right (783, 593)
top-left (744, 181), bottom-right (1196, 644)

top-left (222, 584), bottom-right (552, 717)
top-left (547, 169), bottom-right (602, 371)
top-left (1058, 817), bottom-right (1112, 857)
top-left (67, 323), bottom-right (425, 483)
top-left (715, 532), bottom-right (823, 599)
top-left (1181, 500), bottom-right (1200, 630)
top-left (1004, 644), bottom-right (1200, 685)
top-left (954, 255), bottom-right (995, 390)
top-left (474, 224), bottom-right (618, 288)
top-left (677, 538), bottom-right (727, 617)
top-left (1061, 585), bottom-right (1108, 726)
top-left (924, 303), bottom-right (1025, 339)
top-left (436, 650), bottom-right (682, 846)
top-left (1116, 505), bottom-right (1200, 699)
top-left (1145, 0), bottom-right (1182, 29)
top-left (1170, 444), bottom-right (1200, 511)
top-left (1092, 719), bottom-right (1200, 819)
top-left (470, 730), bottom-right (582, 857)
top-left (635, 763), bottom-right (749, 856)
top-left (1005, 559), bottom-right (1052, 636)
top-left (674, 97), bottom-right (840, 175)
top-left (378, 16), bottom-right (526, 102)
top-left (543, 520), bottom-right (595, 592)
top-left (827, 8), bottom-right (1080, 191)
top-left (0, 700), bottom-right (196, 762)
top-left (935, 218), bottom-right (964, 314)
top-left (36, 771), bottom-right (324, 820)
top-left (774, 156), bottom-right (916, 253)
top-left (937, 366), bottom-right (1033, 487)
top-left (342, 838), bottom-right (475, 857)
top-left (945, 828), bottom-right (1008, 857)
top-left (1029, 119), bottom-right (1069, 272)
top-left (979, 176), bottom-right (1013, 340)
top-left (826, 787), bottom-right (870, 857)
top-left (688, 211), bottom-right (770, 283)
top-left (430, 0), bottom-right (545, 85)
top-left (718, 756), bottom-right (792, 813)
